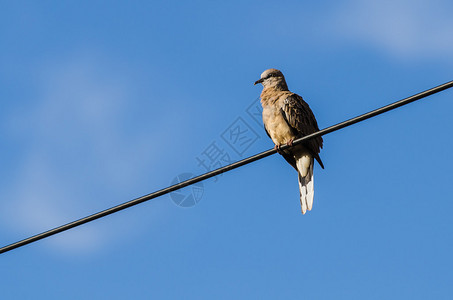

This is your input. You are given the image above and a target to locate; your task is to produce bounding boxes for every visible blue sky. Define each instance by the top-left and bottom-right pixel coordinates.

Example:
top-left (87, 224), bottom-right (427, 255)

top-left (1, 0), bottom-right (453, 299)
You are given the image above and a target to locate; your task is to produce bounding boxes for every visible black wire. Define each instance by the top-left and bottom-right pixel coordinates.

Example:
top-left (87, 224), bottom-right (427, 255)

top-left (1, 80), bottom-right (453, 255)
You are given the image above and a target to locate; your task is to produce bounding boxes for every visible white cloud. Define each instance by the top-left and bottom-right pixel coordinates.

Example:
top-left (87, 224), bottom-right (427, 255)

top-left (4, 157), bottom-right (103, 254)
top-left (1, 54), bottom-right (162, 255)
top-left (330, 0), bottom-right (453, 60)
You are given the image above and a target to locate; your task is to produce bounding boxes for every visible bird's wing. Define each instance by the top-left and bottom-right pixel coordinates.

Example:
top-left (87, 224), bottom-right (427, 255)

top-left (280, 93), bottom-right (324, 169)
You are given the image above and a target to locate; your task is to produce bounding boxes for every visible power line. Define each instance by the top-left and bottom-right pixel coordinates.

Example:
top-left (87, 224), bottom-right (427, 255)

top-left (1, 80), bottom-right (452, 255)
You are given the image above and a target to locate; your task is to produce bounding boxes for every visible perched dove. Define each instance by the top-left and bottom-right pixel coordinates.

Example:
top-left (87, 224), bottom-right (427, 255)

top-left (255, 68), bottom-right (324, 214)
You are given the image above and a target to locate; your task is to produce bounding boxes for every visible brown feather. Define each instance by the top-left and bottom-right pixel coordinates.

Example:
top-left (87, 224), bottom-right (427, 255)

top-left (280, 93), bottom-right (324, 169)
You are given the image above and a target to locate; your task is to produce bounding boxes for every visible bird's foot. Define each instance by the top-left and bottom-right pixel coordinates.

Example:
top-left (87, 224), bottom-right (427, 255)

top-left (286, 139), bottom-right (294, 147)
top-left (274, 144), bottom-right (282, 153)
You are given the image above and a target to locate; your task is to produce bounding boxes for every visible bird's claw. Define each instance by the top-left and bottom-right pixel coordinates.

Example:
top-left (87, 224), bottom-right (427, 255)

top-left (274, 139), bottom-right (294, 152)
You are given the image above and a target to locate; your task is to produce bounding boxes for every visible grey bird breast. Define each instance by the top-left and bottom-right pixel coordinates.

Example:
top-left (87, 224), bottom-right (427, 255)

top-left (262, 100), bottom-right (296, 145)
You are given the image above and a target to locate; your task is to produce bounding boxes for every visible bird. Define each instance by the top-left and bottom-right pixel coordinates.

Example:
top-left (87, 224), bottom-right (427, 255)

top-left (255, 68), bottom-right (324, 214)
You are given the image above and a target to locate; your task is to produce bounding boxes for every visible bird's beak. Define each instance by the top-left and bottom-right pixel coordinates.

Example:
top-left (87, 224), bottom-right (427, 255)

top-left (254, 78), bottom-right (264, 85)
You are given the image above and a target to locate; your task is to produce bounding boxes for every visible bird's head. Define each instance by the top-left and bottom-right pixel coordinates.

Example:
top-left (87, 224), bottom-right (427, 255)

top-left (254, 68), bottom-right (288, 90)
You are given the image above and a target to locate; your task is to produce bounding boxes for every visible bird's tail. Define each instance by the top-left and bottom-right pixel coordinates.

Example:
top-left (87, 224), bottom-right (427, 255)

top-left (296, 155), bottom-right (314, 214)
